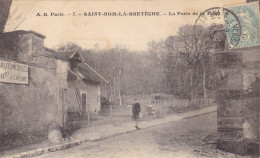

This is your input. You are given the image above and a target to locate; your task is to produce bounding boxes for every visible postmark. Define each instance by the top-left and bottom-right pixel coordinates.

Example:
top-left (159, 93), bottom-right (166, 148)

top-left (194, 7), bottom-right (242, 50)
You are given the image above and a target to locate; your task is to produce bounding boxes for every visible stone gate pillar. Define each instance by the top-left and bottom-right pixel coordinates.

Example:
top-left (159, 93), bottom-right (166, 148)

top-left (215, 46), bottom-right (260, 156)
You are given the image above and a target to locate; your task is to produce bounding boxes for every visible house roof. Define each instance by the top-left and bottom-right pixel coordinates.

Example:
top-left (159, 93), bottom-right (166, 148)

top-left (77, 62), bottom-right (108, 83)
top-left (53, 51), bottom-right (108, 83)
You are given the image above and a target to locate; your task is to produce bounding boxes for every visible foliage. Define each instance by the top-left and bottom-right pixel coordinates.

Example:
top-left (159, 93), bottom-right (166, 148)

top-left (57, 24), bottom-right (216, 103)
top-left (147, 25), bottom-right (216, 100)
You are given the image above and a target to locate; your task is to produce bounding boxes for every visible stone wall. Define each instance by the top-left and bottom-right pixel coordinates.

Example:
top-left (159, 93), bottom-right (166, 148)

top-left (66, 80), bottom-right (83, 112)
top-left (0, 57), bottom-right (61, 148)
top-left (215, 46), bottom-right (260, 156)
top-left (84, 81), bottom-right (100, 115)
top-left (0, 31), bottom-right (62, 147)
top-left (0, 31), bottom-right (45, 61)
top-left (66, 79), bottom-right (101, 116)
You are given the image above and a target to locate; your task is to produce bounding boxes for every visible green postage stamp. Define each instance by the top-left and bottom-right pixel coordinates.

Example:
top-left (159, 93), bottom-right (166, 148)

top-left (225, 2), bottom-right (260, 49)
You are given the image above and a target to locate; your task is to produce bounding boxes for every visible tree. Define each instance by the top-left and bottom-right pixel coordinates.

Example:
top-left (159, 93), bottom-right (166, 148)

top-left (147, 37), bottom-right (189, 97)
top-left (175, 25), bottom-right (214, 104)
top-left (0, 0), bottom-right (12, 32)
top-left (57, 42), bottom-right (83, 52)
top-left (164, 36), bottom-right (187, 96)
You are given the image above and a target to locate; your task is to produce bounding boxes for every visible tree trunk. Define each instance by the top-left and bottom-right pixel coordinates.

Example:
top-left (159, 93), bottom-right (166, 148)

top-left (118, 89), bottom-right (123, 105)
top-left (87, 104), bottom-right (90, 124)
top-left (0, 0), bottom-right (12, 32)
top-left (118, 68), bottom-right (123, 105)
top-left (110, 103), bottom-right (112, 118)
top-left (202, 61), bottom-right (207, 106)
top-left (189, 68), bottom-right (194, 106)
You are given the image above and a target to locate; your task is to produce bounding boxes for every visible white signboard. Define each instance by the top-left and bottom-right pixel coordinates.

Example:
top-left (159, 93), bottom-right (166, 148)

top-left (0, 59), bottom-right (28, 84)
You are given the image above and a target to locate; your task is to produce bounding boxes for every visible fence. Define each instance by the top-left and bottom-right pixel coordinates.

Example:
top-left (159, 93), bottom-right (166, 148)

top-left (123, 94), bottom-right (216, 115)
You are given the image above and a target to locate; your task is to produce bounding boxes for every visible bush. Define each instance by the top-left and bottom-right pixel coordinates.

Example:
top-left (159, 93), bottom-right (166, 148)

top-left (0, 128), bottom-right (46, 151)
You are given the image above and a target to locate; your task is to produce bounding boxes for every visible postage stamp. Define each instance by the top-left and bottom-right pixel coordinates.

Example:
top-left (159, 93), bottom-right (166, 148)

top-left (225, 2), bottom-right (260, 49)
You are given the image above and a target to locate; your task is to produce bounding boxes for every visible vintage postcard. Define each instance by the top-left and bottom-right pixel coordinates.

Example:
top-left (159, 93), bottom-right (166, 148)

top-left (0, 0), bottom-right (259, 157)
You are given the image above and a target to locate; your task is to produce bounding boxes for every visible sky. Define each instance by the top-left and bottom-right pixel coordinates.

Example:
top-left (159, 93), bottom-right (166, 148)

top-left (5, 0), bottom-right (245, 51)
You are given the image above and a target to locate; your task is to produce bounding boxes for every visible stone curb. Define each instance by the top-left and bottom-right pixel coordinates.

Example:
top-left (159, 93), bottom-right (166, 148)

top-left (183, 110), bottom-right (217, 120)
top-left (5, 107), bottom-right (216, 158)
top-left (7, 131), bottom-right (137, 158)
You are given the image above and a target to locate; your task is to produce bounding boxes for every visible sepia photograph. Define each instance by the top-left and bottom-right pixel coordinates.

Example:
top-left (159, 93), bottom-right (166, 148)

top-left (0, 0), bottom-right (259, 157)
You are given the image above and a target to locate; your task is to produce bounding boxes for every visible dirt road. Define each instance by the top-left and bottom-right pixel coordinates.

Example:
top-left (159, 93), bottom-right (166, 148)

top-left (37, 112), bottom-right (247, 158)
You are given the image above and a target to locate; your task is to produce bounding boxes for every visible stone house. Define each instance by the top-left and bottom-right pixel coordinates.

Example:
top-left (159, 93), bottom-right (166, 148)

top-left (52, 50), bottom-right (109, 118)
top-left (0, 30), bottom-right (108, 145)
